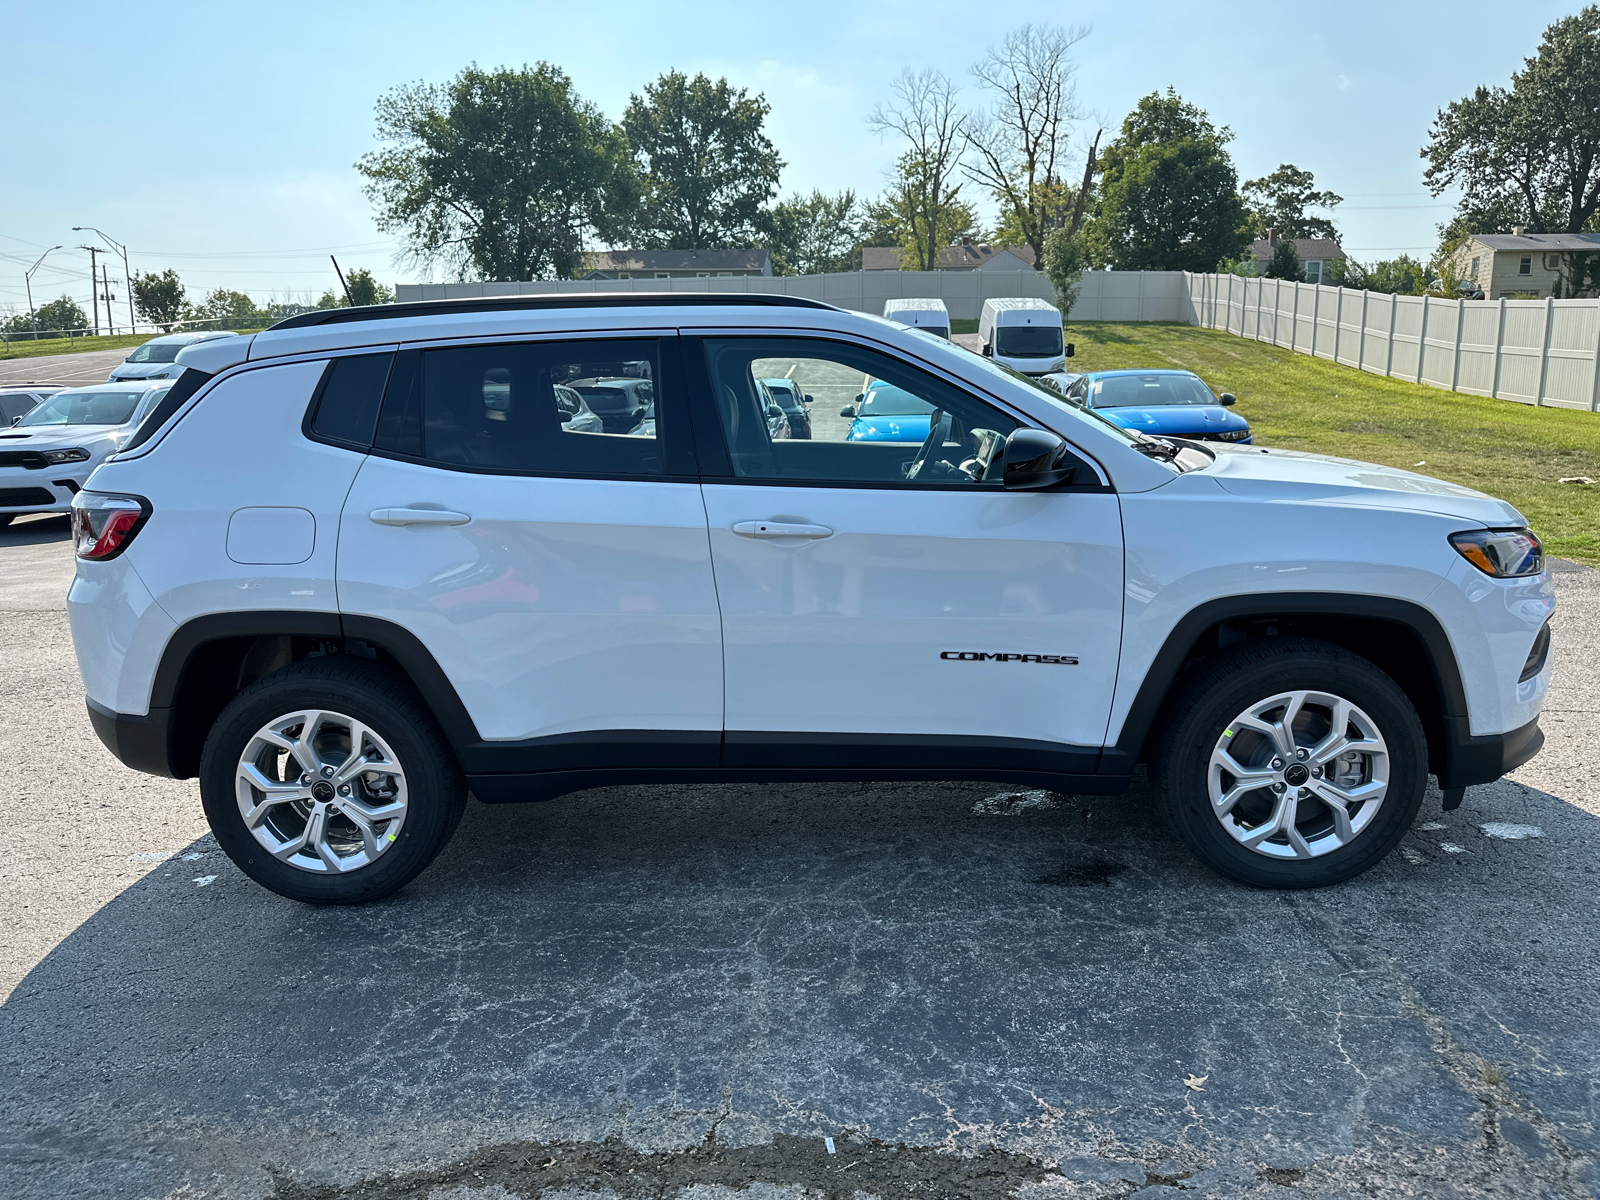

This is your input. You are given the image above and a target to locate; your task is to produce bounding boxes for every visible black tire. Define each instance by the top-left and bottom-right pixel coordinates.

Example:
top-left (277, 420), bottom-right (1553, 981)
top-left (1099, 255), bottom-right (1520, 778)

top-left (1151, 637), bottom-right (1427, 889)
top-left (199, 657), bottom-right (467, 904)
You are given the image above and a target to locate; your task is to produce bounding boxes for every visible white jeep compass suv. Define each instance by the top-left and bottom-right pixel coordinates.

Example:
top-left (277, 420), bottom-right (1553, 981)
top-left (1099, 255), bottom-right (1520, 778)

top-left (66, 295), bottom-right (1553, 903)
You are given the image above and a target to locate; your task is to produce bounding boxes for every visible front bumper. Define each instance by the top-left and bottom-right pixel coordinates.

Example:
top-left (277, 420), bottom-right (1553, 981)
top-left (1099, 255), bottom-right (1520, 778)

top-left (0, 471), bottom-right (84, 513)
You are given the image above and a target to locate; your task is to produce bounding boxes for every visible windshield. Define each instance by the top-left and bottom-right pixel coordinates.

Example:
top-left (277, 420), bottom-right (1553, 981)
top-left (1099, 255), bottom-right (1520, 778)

top-left (995, 324), bottom-right (1064, 358)
top-left (125, 341), bottom-right (184, 364)
top-left (1091, 373), bottom-right (1218, 407)
top-left (923, 326), bottom-right (950, 340)
top-left (858, 382), bottom-right (935, 417)
top-left (18, 389), bottom-right (149, 427)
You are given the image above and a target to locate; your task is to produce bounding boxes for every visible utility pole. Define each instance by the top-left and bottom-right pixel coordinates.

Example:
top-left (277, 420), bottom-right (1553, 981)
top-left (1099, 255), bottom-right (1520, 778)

top-left (73, 226), bottom-right (135, 333)
top-left (23, 246), bottom-right (63, 337)
top-left (101, 262), bottom-right (115, 335)
top-left (79, 245), bottom-right (108, 335)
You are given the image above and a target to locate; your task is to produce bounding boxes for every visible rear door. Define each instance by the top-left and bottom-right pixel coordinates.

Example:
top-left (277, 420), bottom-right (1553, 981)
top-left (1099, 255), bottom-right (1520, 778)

top-left (690, 335), bottom-right (1124, 774)
top-left (335, 333), bottom-right (723, 770)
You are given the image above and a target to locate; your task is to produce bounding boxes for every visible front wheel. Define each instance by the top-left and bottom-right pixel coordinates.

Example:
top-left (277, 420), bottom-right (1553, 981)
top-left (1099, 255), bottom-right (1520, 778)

top-left (1152, 637), bottom-right (1427, 888)
top-left (199, 658), bottom-right (467, 904)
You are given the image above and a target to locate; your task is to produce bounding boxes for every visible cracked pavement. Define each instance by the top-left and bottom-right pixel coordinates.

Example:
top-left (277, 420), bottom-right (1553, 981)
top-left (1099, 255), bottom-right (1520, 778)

top-left (0, 515), bottom-right (1597, 1199)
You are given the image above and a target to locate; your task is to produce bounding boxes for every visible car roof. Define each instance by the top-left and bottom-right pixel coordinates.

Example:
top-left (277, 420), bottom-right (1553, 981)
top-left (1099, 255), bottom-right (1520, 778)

top-left (1084, 368), bottom-right (1200, 379)
top-left (138, 330), bottom-right (239, 345)
top-left (55, 380), bottom-right (173, 394)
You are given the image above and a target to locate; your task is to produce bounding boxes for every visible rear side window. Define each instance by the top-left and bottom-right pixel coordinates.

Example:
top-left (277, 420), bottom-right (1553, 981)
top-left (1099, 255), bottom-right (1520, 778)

top-left (307, 353), bottom-right (393, 448)
top-left (374, 339), bottom-right (663, 476)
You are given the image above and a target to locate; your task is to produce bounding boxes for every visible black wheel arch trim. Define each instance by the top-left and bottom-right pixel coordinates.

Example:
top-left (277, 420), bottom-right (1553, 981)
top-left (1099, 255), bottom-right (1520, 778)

top-left (1101, 592), bottom-right (1476, 778)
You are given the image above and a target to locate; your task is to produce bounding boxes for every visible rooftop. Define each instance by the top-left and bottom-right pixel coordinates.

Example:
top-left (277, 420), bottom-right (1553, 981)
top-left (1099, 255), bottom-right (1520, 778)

top-left (1469, 232), bottom-right (1600, 252)
top-left (581, 248), bottom-right (772, 273)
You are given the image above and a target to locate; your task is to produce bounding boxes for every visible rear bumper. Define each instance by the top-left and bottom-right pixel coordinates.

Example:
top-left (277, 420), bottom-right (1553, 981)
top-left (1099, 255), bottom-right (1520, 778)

top-left (1438, 715), bottom-right (1544, 789)
top-left (86, 698), bottom-right (177, 778)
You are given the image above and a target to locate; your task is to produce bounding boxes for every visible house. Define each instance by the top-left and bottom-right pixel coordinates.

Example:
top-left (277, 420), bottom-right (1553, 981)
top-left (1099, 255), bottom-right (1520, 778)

top-left (580, 248), bottom-right (772, 279)
top-left (1245, 231), bottom-right (1346, 284)
top-left (861, 239), bottom-right (1038, 271)
top-left (1449, 230), bottom-right (1600, 299)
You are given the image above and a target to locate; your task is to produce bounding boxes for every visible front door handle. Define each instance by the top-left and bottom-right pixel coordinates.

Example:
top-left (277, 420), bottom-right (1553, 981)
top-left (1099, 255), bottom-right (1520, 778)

top-left (369, 507), bottom-right (472, 527)
top-left (732, 520), bottom-right (834, 539)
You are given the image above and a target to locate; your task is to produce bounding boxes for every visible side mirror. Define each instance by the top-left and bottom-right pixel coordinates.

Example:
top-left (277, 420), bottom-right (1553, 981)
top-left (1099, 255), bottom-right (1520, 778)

top-left (767, 405), bottom-right (784, 419)
top-left (558, 411), bottom-right (572, 424)
top-left (839, 405), bottom-right (856, 418)
top-left (981, 344), bottom-right (993, 357)
top-left (1219, 393), bottom-right (1237, 407)
top-left (1064, 343), bottom-right (1075, 358)
top-left (802, 394), bottom-right (813, 404)
top-left (1002, 428), bottom-right (1077, 490)
top-left (9, 416), bottom-right (19, 427)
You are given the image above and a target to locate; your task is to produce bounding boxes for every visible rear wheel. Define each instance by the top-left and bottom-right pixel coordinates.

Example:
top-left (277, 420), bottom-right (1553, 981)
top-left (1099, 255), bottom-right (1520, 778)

top-left (199, 658), bottom-right (466, 904)
top-left (1153, 637), bottom-right (1427, 888)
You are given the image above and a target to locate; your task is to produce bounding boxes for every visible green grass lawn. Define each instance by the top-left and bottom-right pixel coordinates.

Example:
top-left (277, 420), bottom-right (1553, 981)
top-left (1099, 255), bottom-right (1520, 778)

top-left (1067, 321), bottom-right (1600, 566)
top-left (0, 330), bottom-right (265, 361)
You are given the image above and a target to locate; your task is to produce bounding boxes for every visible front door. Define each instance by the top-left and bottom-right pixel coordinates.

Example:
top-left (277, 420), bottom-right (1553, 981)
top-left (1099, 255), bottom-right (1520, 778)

top-left (693, 336), bottom-right (1124, 773)
top-left (336, 334), bottom-right (723, 770)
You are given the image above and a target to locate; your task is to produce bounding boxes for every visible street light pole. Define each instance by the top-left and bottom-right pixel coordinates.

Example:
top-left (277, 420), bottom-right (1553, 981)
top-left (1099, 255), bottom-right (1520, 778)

top-left (72, 226), bottom-right (135, 334)
top-left (23, 246), bottom-right (64, 337)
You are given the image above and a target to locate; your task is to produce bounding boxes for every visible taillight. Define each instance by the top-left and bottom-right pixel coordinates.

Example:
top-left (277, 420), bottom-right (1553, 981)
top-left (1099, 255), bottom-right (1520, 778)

top-left (71, 491), bottom-right (150, 561)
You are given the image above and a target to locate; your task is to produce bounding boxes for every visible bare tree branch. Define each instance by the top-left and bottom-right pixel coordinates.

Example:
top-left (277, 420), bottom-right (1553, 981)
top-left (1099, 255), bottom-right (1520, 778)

top-left (869, 68), bottom-right (968, 270)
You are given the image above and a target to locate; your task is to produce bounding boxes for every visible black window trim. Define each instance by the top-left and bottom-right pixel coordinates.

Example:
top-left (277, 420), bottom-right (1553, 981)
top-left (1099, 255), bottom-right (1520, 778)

top-left (364, 330), bottom-right (700, 483)
top-left (300, 349), bottom-right (398, 453)
top-left (683, 331), bottom-right (1114, 494)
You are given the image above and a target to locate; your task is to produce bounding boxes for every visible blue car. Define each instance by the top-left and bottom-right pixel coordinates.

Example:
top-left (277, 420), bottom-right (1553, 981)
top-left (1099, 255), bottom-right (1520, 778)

top-left (841, 380), bottom-right (934, 442)
top-left (1060, 369), bottom-right (1252, 444)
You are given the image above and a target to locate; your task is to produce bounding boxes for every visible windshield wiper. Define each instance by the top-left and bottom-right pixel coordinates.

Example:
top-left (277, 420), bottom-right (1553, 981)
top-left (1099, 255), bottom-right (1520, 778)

top-left (1129, 432), bottom-right (1181, 461)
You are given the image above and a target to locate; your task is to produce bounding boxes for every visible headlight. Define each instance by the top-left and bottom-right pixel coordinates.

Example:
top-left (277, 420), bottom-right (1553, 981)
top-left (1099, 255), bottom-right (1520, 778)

top-left (1214, 428), bottom-right (1251, 441)
top-left (41, 447), bottom-right (91, 464)
top-left (1450, 528), bottom-right (1543, 577)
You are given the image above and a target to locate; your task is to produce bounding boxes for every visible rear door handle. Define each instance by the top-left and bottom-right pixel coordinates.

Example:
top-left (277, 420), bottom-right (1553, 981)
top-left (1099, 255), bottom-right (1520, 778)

top-left (732, 520), bottom-right (834, 539)
top-left (369, 507), bottom-right (471, 527)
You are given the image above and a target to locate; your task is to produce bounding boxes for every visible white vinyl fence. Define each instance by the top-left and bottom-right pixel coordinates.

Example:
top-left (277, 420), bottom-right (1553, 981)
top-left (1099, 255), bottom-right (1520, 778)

top-left (396, 269), bottom-right (1191, 324)
top-left (1186, 272), bottom-right (1600, 412)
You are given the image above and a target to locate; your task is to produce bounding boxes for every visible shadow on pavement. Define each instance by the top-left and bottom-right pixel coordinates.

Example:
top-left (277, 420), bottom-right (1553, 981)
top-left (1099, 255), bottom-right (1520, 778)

top-left (1, 776), bottom-right (1596, 1199)
top-left (0, 513), bottom-right (70, 546)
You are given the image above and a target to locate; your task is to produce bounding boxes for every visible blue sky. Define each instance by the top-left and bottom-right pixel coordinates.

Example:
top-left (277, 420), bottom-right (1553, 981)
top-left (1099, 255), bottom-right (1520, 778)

top-left (0, 0), bottom-right (1578, 318)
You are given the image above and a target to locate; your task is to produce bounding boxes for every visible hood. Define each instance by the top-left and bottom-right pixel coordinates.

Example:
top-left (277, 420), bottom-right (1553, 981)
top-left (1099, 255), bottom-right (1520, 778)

top-left (109, 362), bottom-right (179, 380)
top-left (0, 423), bottom-right (127, 450)
top-left (1203, 445), bottom-right (1525, 526)
top-left (849, 414), bottom-right (932, 442)
top-left (1099, 404), bottom-right (1247, 435)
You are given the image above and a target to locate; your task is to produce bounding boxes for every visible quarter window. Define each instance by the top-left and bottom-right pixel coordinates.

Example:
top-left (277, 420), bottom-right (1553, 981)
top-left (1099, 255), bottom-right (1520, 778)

top-left (308, 353), bottom-right (392, 448)
top-left (374, 339), bottom-right (662, 475)
top-left (702, 338), bottom-right (1020, 485)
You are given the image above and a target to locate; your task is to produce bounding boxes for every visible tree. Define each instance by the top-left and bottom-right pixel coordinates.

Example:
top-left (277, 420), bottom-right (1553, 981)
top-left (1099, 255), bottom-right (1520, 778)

top-left (868, 68), bottom-right (968, 271)
top-left (865, 157), bottom-right (985, 268)
top-left (622, 71), bottom-right (783, 249)
top-left (1261, 237), bottom-right (1303, 281)
top-left (766, 190), bottom-right (863, 275)
top-left (1423, 7), bottom-right (1600, 236)
top-left (131, 269), bottom-right (186, 327)
top-left (3, 296), bottom-right (86, 336)
top-left (342, 268), bottom-right (394, 307)
top-left (183, 289), bottom-right (264, 328)
top-left (1041, 226), bottom-right (1089, 316)
top-left (358, 64), bottom-right (639, 281)
top-left (963, 23), bottom-right (1092, 268)
top-left (1086, 89), bottom-right (1250, 271)
top-left (1243, 164), bottom-right (1342, 239)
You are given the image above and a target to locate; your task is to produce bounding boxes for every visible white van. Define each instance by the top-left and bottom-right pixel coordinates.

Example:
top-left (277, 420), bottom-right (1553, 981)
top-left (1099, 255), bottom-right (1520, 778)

top-left (979, 297), bottom-right (1071, 375)
top-left (882, 298), bottom-right (950, 340)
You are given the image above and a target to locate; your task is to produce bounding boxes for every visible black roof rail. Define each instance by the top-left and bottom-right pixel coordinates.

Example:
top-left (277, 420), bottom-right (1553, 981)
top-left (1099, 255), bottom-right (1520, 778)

top-left (268, 291), bottom-right (840, 331)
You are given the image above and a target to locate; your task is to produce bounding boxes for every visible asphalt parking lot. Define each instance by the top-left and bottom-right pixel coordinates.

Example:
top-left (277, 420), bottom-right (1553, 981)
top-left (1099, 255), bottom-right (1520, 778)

top-left (0, 346), bottom-right (133, 388)
top-left (2, 517), bottom-right (1599, 1200)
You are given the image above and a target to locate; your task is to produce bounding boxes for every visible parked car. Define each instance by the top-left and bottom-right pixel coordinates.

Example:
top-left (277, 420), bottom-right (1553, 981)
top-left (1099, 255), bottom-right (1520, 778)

top-left (1038, 372), bottom-right (1082, 397)
top-left (756, 379), bottom-right (790, 440)
top-left (841, 378), bottom-right (934, 442)
top-left (0, 380), bottom-right (172, 526)
top-left (108, 332), bottom-right (239, 382)
top-left (70, 294), bottom-right (1551, 904)
top-left (1062, 369), bottom-right (1252, 444)
top-left (759, 377), bottom-right (810, 438)
top-left (554, 384), bottom-right (603, 434)
top-left (565, 376), bottom-right (653, 434)
top-left (0, 386), bottom-right (63, 426)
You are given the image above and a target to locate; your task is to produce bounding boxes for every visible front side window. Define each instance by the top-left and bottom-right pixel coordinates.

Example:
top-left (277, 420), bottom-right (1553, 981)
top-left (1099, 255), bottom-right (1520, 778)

top-left (18, 389), bottom-right (147, 427)
top-left (375, 339), bottom-right (662, 475)
top-left (703, 337), bottom-right (1020, 485)
top-left (994, 324), bottom-right (1064, 358)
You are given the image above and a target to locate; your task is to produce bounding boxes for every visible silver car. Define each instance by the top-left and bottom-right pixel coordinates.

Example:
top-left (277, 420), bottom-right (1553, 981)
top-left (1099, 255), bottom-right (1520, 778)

top-left (0, 381), bottom-right (171, 525)
top-left (108, 331), bottom-right (239, 382)
top-left (0, 387), bottom-right (63, 427)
